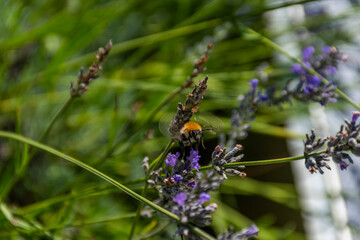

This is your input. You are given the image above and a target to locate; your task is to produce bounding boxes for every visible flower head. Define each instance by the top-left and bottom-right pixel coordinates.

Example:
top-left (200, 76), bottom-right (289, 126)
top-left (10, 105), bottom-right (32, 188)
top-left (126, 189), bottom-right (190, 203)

top-left (173, 192), bottom-right (187, 206)
top-left (166, 152), bottom-right (180, 167)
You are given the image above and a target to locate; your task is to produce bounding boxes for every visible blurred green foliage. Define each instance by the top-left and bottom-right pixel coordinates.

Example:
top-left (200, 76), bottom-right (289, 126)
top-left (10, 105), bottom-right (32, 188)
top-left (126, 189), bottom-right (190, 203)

top-left (0, 0), bottom-right (358, 239)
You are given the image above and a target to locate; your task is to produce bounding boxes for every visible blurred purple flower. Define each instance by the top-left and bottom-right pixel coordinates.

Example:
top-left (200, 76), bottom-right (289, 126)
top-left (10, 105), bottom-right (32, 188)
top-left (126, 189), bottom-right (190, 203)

top-left (291, 64), bottom-right (303, 75)
top-left (166, 152), bottom-right (180, 167)
top-left (174, 174), bottom-right (183, 182)
top-left (351, 111), bottom-right (360, 124)
top-left (249, 79), bottom-right (259, 91)
top-left (198, 192), bottom-right (210, 205)
top-left (244, 224), bottom-right (259, 238)
top-left (173, 192), bottom-right (187, 206)
top-left (323, 46), bottom-right (332, 55)
top-left (187, 149), bottom-right (201, 171)
top-left (187, 179), bottom-right (196, 188)
top-left (303, 46), bottom-right (315, 60)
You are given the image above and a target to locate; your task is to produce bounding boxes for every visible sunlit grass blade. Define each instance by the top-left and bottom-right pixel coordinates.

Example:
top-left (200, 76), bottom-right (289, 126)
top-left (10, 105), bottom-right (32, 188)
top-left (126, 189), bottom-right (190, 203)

top-left (0, 130), bottom-right (178, 221)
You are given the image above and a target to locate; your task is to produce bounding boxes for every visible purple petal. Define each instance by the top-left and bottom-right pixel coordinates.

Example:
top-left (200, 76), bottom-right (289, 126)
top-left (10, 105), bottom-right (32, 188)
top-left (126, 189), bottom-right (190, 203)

top-left (327, 66), bottom-right (337, 76)
top-left (303, 46), bottom-right (315, 61)
top-left (259, 94), bottom-right (268, 102)
top-left (187, 149), bottom-right (201, 171)
top-left (323, 46), bottom-right (332, 55)
top-left (166, 152), bottom-right (180, 167)
top-left (244, 224), bottom-right (259, 237)
top-left (173, 192), bottom-right (187, 206)
top-left (198, 192), bottom-right (210, 205)
top-left (351, 111), bottom-right (360, 124)
top-left (249, 79), bottom-right (259, 91)
top-left (291, 64), bottom-right (303, 75)
top-left (307, 75), bottom-right (321, 86)
top-left (173, 174), bottom-right (183, 182)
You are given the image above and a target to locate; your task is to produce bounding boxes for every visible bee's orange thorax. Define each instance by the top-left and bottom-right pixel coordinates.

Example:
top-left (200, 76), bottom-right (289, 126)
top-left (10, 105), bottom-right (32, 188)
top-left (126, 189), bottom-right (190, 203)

top-left (183, 122), bottom-right (202, 133)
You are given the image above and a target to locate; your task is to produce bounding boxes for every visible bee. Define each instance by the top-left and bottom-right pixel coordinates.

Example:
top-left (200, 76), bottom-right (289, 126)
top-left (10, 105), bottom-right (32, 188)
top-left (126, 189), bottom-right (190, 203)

top-left (159, 112), bottom-right (223, 152)
top-left (179, 122), bottom-right (205, 150)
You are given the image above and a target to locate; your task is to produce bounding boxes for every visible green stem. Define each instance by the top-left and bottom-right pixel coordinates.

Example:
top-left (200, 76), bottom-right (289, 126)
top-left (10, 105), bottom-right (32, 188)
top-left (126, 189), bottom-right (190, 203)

top-left (188, 224), bottom-right (217, 240)
top-left (198, 150), bottom-right (326, 171)
top-left (38, 97), bottom-right (74, 143)
top-left (234, 22), bottom-right (360, 111)
top-left (150, 140), bottom-right (174, 170)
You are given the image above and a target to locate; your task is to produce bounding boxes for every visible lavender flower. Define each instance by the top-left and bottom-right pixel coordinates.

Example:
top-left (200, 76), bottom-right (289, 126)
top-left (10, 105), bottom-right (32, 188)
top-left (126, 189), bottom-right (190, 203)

top-left (187, 179), bottom-right (196, 188)
top-left (188, 149), bottom-right (201, 171)
top-left (212, 144), bottom-right (246, 179)
top-left (304, 111), bottom-right (360, 173)
top-left (289, 46), bottom-right (347, 105)
top-left (218, 224), bottom-right (259, 240)
top-left (144, 148), bottom-right (227, 237)
top-left (198, 192), bottom-right (210, 205)
top-left (174, 174), bottom-right (183, 182)
top-left (351, 111), bottom-right (360, 124)
top-left (165, 152), bottom-right (180, 167)
top-left (173, 192), bottom-right (187, 206)
top-left (323, 46), bottom-right (332, 55)
top-left (243, 224), bottom-right (259, 238)
top-left (303, 46), bottom-right (315, 60)
top-left (230, 79), bottom-right (267, 141)
top-left (70, 40), bottom-right (112, 97)
top-left (249, 78), bottom-right (259, 91)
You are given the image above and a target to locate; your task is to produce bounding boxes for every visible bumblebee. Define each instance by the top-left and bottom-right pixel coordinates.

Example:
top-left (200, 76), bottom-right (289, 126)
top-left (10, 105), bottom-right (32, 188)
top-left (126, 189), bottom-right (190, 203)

top-left (179, 122), bottom-right (205, 150)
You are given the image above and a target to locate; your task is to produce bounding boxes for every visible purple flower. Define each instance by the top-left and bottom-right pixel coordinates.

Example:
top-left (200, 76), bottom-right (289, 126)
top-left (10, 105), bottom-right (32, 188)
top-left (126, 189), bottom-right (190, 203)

top-left (249, 79), bottom-right (259, 91)
top-left (291, 64), bottom-right (303, 75)
top-left (259, 94), bottom-right (268, 102)
top-left (166, 152), bottom-right (180, 167)
top-left (326, 66), bottom-right (337, 76)
top-left (198, 192), bottom-right (210, 205)
top-left (307, 75), bottom-right (321, 86)
top-left (187, 149), bottom-right (201, 171)
top-left (351, 111), bottom-right (360, 124)
top-left (173, 192), bottom-right (187, 206)
top-left (187, 179), bottom-right (196, 188)
top-left (323, 46), bottom-right (332, 55)
top-left (244, 224), bottom-right (259, 238)
top-left (339, 160), bottom-right (348, 171)
top-left (303, 46), bottom-right (315, 61)
top-left (173, 174), bottom-right (183, 182)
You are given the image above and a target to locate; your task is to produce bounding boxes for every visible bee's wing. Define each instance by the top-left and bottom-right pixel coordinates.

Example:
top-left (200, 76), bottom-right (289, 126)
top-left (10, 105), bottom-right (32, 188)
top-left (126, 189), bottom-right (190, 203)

top-left (192, 112), bottom-right (224, 135)
top-left (158, 113), bottom-right (173, 137)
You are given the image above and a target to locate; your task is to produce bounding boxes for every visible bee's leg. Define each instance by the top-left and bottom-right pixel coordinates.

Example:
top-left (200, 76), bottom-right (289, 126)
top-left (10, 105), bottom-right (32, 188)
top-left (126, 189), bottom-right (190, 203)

top-left (179, 140), bottom-right (186, 158)
top-left (201, 131), bottom-right (206, 149)
top-left (195, 141), bottom-right (199, 151)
